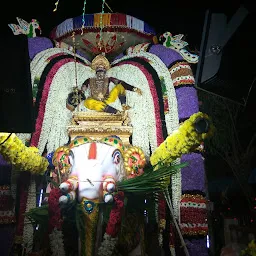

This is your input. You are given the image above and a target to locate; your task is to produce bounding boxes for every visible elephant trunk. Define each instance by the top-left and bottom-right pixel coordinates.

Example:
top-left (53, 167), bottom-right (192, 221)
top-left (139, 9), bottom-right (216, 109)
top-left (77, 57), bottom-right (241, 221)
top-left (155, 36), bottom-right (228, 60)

top-left (150, 112), bottom-right (214, 167)
top-left (78, 198), bottom-right (100, 256)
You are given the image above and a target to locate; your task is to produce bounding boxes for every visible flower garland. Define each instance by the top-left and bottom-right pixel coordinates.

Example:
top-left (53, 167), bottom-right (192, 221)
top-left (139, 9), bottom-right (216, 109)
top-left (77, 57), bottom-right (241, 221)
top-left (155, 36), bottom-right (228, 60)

top-left (23, 177), bottom-right (36, 253)
top-left (111, 51), bottom-right (181, 219)
top-left (48, 188), bottom-right (63, 232)
top-left (108, 53), bottom-right (179, 157)
top-left (0, 185), bottom-right (16, 224)
top-left (179, 193), bottom-right (208, 237)
top-left (15, 172), bottom-right (30, 245)
top-left (112, 51), bottom-right (179, 135)
top-left (112, 54), bottom-right (176, 246)
top-left (49, 228), bottom-right (66, 256)
top-left (30, 48), bottom-right (90, 84)
top-left (16, 133), bottom-right (32, 146)
top-left (150, 112), bottom-right (214, 167)
top-left (34, 62), bottom-right (94, 154)
top-left (0, 133), bottom-right (48, 174)
top-left (97, 233), bottom-right (118, 256)
top-left (31, 58), bottom-right (77, 152)
top-left (158, 197), bottom-right (166, 247)
top-left (97, 191), bottom-right (125, 256)
top-left (48, 188), bottom-right (65, 256)
top-left (30, 48), bottom-right (91, 154)
top-left (108, 63), bottom-right (157, 157)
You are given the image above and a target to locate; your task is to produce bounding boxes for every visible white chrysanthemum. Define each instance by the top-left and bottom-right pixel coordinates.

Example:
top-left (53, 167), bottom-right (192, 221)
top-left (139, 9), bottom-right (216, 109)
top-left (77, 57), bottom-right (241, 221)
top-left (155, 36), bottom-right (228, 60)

top-left (97, 233), bottom-right (118, 256)
top-left (23, 177), bottom-right (36, 252)
top-left (49, 228), bottom-right (66, 256)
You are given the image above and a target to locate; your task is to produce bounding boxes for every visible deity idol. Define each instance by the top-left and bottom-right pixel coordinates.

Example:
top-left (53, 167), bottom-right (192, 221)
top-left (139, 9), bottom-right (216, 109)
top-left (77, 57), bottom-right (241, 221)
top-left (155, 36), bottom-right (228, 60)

top-left (66, 54), bottom-right (142, 113)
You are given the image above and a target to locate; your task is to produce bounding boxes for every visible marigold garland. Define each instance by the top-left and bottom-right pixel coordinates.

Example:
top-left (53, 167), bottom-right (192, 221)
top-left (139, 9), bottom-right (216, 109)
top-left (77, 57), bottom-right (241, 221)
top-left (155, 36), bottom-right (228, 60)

top-left (241, 240), bottom-right (256, 256)
top-left (150, 112), bottom-right (214, 167)
top-left (0, 133), bottom-right (48, 175)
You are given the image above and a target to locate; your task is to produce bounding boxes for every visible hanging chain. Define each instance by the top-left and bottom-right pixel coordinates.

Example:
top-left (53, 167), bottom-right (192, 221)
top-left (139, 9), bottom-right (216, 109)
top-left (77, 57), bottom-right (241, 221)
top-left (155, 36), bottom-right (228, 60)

top-left (71, 32), bottom-right (80, 108)
top-left (99, 0), bottom-right (106, 50)
top-left (72, 32), bottom-right (78, 89)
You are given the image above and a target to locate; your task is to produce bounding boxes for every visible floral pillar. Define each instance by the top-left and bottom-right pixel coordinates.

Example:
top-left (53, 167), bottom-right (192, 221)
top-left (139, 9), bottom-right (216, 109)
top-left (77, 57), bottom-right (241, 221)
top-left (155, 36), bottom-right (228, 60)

top-left (0, 155), bottom-right (16, 256)
top-left (147, 44), bottom-right (208, 255)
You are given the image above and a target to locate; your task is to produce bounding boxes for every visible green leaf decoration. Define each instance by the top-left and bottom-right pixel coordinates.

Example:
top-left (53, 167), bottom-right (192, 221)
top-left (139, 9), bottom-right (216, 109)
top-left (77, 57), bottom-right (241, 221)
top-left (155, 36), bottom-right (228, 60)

top-left (117, 162), bottom-right (187, 193)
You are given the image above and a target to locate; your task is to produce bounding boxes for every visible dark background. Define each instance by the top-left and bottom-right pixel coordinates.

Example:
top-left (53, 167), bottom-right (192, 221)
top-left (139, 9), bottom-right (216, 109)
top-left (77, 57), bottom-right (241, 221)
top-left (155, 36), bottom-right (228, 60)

top-left (2, 0), bottom-right (253, 45)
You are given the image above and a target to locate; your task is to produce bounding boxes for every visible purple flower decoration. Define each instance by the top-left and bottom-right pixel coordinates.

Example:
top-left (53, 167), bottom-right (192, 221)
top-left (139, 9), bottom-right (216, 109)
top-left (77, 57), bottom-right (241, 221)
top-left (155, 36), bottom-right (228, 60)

top-left (28, 37), bottom-right (53, 60)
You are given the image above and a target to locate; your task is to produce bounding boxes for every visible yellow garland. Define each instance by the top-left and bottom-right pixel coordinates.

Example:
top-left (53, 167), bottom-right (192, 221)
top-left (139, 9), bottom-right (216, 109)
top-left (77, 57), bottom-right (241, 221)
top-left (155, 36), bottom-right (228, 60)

top-left (150, 112), bottom-right (214, 167)
top-left (0, 133), bottom-right (49, 175)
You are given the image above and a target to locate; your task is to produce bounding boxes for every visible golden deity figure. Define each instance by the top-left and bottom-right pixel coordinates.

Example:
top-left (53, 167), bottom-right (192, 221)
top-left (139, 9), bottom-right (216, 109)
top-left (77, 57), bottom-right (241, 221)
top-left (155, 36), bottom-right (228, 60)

top-left (66, 54), bottom-right (142, 114)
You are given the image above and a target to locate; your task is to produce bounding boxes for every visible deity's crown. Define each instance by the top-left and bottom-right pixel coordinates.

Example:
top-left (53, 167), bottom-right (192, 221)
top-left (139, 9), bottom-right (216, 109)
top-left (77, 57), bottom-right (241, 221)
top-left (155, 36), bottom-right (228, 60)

top-left (91, 54), bottom-right (111, 71)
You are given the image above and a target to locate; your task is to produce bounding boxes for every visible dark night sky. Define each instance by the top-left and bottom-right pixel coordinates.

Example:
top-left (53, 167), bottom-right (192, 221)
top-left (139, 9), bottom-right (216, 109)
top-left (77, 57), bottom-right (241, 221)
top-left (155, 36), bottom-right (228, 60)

top-left (3, 0), bottom-right (251, 48)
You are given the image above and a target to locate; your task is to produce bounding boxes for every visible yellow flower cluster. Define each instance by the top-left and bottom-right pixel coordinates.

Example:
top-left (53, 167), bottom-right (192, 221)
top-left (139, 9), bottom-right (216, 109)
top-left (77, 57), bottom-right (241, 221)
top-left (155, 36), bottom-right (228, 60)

top-left (150, 112), bottom-right (214, 167)
top-left (0, 133), bottom-right (49, 175)
top-left (241, 240), bottom-right (256, 256)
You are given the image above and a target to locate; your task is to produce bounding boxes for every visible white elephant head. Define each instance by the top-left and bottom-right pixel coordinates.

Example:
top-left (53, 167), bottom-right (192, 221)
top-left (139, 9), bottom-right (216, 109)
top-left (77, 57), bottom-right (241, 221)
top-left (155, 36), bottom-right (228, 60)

top-left (56, 135), bottom-right (146, 206)
top-left (53, 135), bottom-right (146, 256)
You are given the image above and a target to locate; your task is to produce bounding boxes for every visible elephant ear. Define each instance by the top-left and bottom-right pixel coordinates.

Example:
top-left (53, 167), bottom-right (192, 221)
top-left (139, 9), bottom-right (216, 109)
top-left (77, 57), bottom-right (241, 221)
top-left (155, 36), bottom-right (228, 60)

top-left (123, 146), bottom-right (146, 179)
top-left (52, 146), bottom-right (71, 179)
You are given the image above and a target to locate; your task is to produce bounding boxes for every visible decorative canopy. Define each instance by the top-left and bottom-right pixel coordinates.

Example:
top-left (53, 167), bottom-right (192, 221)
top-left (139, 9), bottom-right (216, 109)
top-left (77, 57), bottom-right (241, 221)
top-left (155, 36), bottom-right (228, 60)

top-left (49, 13), bottom-right (156, 61)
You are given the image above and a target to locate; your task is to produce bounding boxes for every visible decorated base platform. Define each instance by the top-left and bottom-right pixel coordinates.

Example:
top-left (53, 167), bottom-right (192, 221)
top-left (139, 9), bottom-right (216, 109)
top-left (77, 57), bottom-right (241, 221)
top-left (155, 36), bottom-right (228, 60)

top-left (68, 111), bottom-right (133, 146)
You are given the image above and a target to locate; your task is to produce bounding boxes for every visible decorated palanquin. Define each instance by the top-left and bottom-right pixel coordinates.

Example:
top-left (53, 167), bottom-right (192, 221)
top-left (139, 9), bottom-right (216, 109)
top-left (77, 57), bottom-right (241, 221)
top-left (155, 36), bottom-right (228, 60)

top-left (0, 12), bottom-right (214, 256)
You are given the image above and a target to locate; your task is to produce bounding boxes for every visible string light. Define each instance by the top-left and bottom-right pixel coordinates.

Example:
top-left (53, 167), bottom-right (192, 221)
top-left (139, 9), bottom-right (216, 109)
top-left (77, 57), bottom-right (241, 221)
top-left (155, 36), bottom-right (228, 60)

top-left (104, 1), bottom-right (113, 12)
top-left (53, 0), bottom-right (60, 12)
top-left (81, 0), bottom-right (87, 35)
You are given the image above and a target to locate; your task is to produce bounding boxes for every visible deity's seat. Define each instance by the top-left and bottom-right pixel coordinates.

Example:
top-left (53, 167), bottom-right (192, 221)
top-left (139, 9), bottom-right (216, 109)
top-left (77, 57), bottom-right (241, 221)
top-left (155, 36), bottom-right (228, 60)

top-left (67, 111), bottom-right (133, 146)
